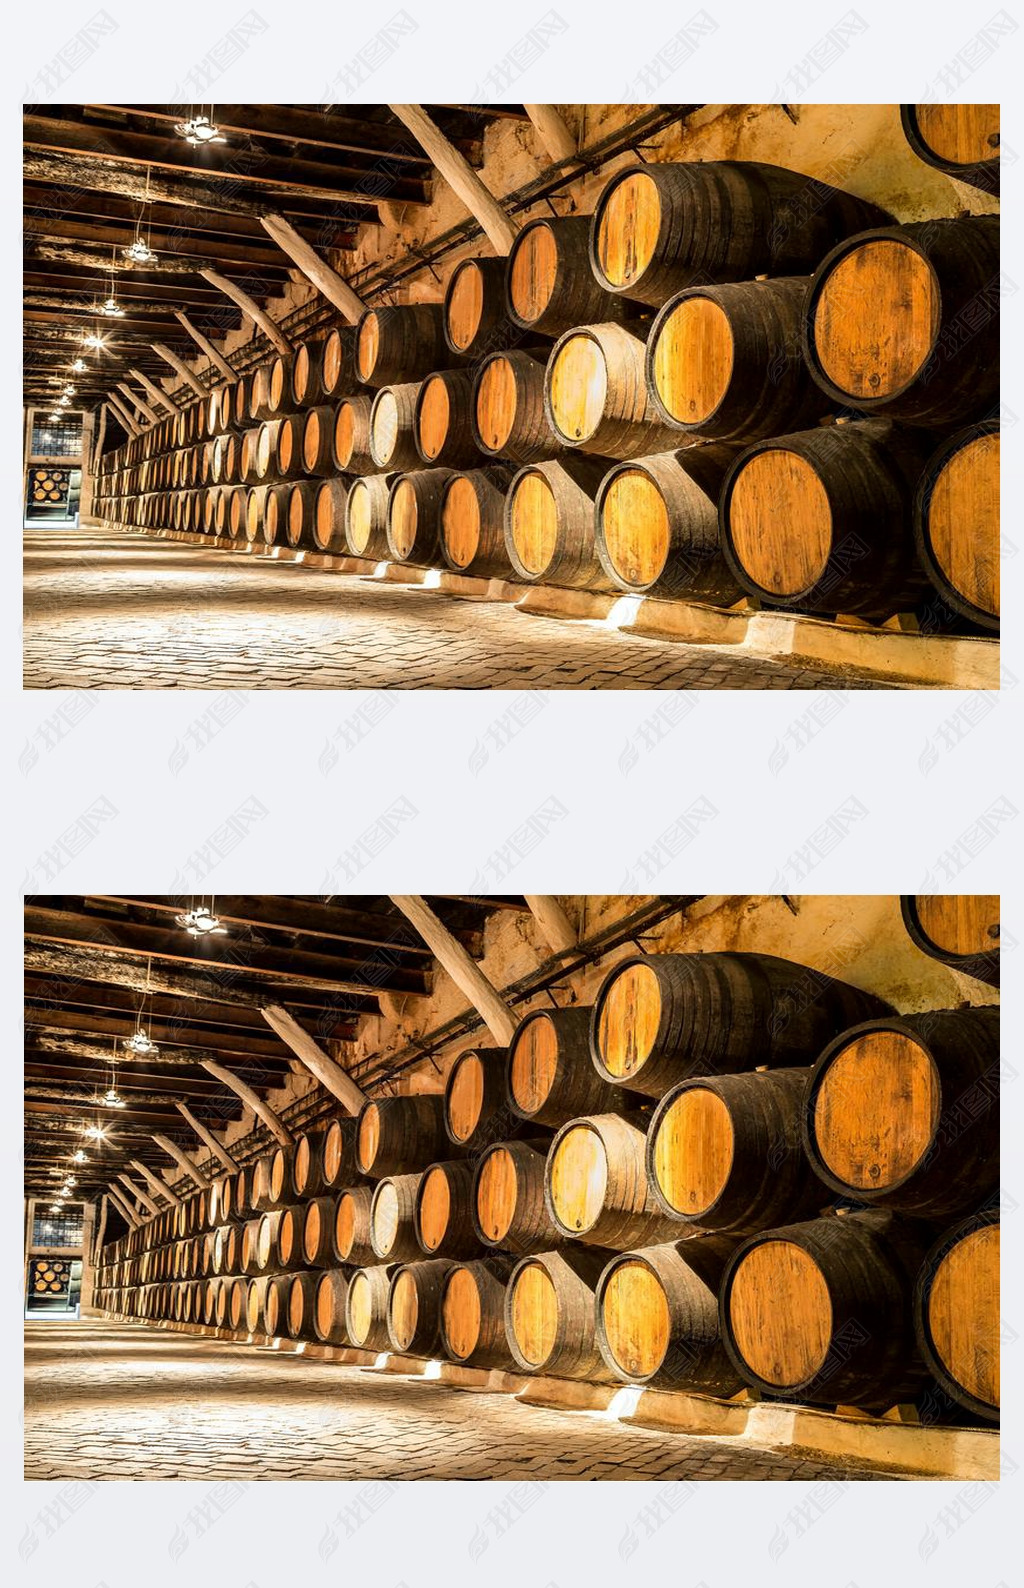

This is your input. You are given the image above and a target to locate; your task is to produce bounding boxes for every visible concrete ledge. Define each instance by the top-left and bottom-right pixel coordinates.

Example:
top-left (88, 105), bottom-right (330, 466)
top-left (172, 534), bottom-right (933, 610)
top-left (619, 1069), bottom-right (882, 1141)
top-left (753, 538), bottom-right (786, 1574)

top-left (740, 1403), bottom-right (999, 1480)
top-left (514, 586), bottom-right (620, 622)
top-left (362, 1352), bottom-right (430, 1376)
top-left (621, 1387), bottom-right (752, 1437)
top-left (516, 1377), bottom-right (620, 1412)
top-left (435, 1362), bottom-right (528, 1394)
top-left (736, 612), bottom-right (998, 689)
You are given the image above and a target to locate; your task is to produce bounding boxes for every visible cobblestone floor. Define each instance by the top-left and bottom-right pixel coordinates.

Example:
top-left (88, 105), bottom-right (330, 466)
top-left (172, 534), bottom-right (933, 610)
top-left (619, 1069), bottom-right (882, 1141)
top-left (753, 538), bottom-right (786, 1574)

top-left (24, 530), bottom-right (894, 691)
top-left (25, 1322), bottom-right (899, 1481)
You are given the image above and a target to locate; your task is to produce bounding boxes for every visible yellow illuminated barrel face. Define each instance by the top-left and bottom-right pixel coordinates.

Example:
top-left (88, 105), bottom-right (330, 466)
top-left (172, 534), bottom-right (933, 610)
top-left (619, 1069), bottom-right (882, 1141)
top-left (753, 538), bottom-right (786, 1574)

top-left (596, 961), bottom-right (661, 1078)
top-left (597, 172), bottom-right (661, 289)
top-left (447, 1053), bottom-right (484, 1142)
top-left (729, 1241), bottom-right (832, 1386)
top-left (652, 1088), bottom-right (734, 1216)
top-left (447, 262), bottom-right (484, 350)
top-left (927, 1225), bottom-right (1000, 1408)
top-left (915, 894), bottom-right (999, 958)
top-left (652, 296), bottom-right (735, 424)
top-left (508, 473), bottom-right (557, 577)
top-left (601, 1260), bottom-right (670, 1378)
top-left (925, 434), bottom-right (1000, 618)
top-left (728, 450), bottom-right (832, 596)
top-left (442, 1268), bottom-right (481, 1359)
top-left (548, 336), bottom-right (608, 443)
top-left (510, 225), bottom-right (558, 323)
top-left (357, 314), bottom-right (380, 380)
top-left (813, 240), bottom-right (940, 399)
top-left (813, 1030), bottom-right (940, 1191)
top-left (549, 1126), bottom-right (608, 1234)
top-left (510, 1262), bottom-right (558, 1367)
top-left (441, 477), bottom-right (480, 568)
top-left (915, 104), bottom-right (999, 166)
top-left (509, 1015), bottom-right (559, 1114)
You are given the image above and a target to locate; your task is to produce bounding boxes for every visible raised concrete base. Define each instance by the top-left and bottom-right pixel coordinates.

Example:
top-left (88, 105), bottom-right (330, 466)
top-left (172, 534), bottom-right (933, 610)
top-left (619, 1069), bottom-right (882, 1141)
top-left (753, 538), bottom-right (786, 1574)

top-left (436, 1362), bottom-right (529, 1394)
top-left (622, 1387), bottom-right (752, 1437)
top-left (739, 1403), bottom-right (999, 1480)
top-left (516, 1376), bottom-right (620, 1412)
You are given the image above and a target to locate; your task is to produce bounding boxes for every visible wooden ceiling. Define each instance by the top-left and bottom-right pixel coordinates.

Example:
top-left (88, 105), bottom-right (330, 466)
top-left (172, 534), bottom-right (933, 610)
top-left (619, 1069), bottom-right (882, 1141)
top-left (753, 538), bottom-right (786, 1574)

top-left (23, 103), bottom-right (526, 416)
top-left (24, 893), bottom-right (527, 1204)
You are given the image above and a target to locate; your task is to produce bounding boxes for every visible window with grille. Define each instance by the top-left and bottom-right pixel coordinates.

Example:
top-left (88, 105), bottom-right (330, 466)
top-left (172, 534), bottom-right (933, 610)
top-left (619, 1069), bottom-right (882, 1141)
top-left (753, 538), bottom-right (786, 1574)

top-left (30, 412), bottom-right (84, 458)
top-left (32, 1204), bottom-right (84, 1248)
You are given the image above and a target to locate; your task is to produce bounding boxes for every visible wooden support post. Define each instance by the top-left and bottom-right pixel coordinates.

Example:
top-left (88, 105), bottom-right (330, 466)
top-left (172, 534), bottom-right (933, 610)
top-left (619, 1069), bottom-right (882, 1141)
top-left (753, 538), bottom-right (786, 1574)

top-left (198, 269), bottom-right (292, 355)
top-left (260, 213), bottom-right (367, 324)
top-left (130, 366), bottom-right (181, 416)
top-left (172, 311), bottom-right (236, 381)
top-left (106, 1183), bottom-right (140, 1228)
top-left (152, 341), bottom-right (208, 397)
top-left (117, 1172), bottom-right (159, 1215)
top-left (200, 1059), bottom-right (294, 1147)
top-left (175, 1101), bottom-right (239, 1173)
top-left (92, 1193), bottom-right (108, 1263)
top-left (152, 1131), bottom-right (211, 1189)
top-left (106, 391), bottom-right (141, 436)
top-left (116, 381), bottom-right (158, 424)
top-left (388, 104), bottom-right (519, 255)
top-left (388, 895), bottom-right (518, 1044)
top-left (523, 105), bottom-right (579, 165)
top-left (260, 1004), bottom-right (368, 1116)
top-left (91, 403), bottom-right (108, 475)
top-left (524, 895), bottom-right (578, 956)
top-left (130, 1158), bottom-right (183, 1208)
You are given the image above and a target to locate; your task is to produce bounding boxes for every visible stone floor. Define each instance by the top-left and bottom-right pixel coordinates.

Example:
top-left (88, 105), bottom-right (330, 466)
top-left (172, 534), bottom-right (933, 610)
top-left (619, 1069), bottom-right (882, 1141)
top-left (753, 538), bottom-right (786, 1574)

top-left (24, 1321), bottom-right (899, 1481)
top-left (23, 530), bottom-right (892, 691)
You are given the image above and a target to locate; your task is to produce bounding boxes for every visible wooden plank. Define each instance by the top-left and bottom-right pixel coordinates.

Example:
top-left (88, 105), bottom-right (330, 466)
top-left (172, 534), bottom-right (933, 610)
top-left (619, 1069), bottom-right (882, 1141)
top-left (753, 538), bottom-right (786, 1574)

top-left (198, 269), bottom-right (291, 356)
top-left (200, 1059), bottom-right (293, 1147)
top-left (175, 1102), bottom-right (239, 1172)
top-left (152, 1132), bottom-right (210, 1189)
top-left (260, 1004), bottom-right (367, 1116)
top-left (388, 104), bottom-right (518, 255)
top-left (388, 894), bottom-right (517, 1044)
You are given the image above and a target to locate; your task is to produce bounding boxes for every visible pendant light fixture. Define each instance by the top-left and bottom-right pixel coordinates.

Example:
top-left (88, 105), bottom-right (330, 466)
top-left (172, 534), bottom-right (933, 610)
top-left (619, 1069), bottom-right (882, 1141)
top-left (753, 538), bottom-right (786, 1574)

top-left (174, 105), bottom-right (226, 145)
top-left (175, 896), bottom-right (227, 937)
top-left (125, 956), bottom-right (159, 1056)
top-left (123, 166), bottom-right (157, 265)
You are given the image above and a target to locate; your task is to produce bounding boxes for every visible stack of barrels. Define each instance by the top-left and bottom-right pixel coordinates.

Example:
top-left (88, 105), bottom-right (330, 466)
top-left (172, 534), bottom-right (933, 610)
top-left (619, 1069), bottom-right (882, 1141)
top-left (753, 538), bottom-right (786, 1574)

top-left (95, 911), bottom-right (999, 1425)
top-left (92, 112), bottom-right (999, 633)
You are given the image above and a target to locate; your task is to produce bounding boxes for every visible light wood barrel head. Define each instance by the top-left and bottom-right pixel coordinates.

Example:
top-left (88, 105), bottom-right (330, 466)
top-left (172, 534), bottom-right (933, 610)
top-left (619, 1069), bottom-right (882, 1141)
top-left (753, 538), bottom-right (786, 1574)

top-left (264, 1283), bottom-right (281, 1335)
top-left (914, 104), bottom-right (999, 166)
top-left (279, 1211), bottom-right (297, 1265)
top-left (510, 224), bottom-right (558, 323)
top-left (476, 1147), bottom-right (517, 1243)
top-left (390, 480), bottom-right (418, 559)
top-left (270, 361), bottom-right (287, 407)
top-left (246, 1281), bottom-right (263, 1332)
top-left (508, 471), bottom-right (557, 577)
top-left (287, 487), bottom-right (305, 543)
top-left (601, 1259), bottom-right (670, 1378)
top-left (347, 481), bottom-right (373, 553)
top-left (372, 390), bottom-right (399, 463)
top-left (926, 431), bottom-right (1000, 617)
top-left (357, 314), bottom-right (380, 380)
top-left (596, 960), bottom-right (662, 1077)
top-left (418, 1166), bottom-right (450, 1251)
top-left (315, 483), bottom-right (341, 543)
top-left (302, 411), bottom-right (323, 470)
top-left (357, 1104), bottom-right (380, 1172)
top-left (442, 476), bottom-right (480, 567)
top-left (390, 1270), bottom-right (419, 1350)
top-left (322, 331), bottom-right (344, 390)
top-left (652, 296), bottom-right (734, 424)
top-left (442, 1267), bottom-right (481, 1359)
top-left (287, 1276), bottom-right (306, 1336)
top-left (418, 377), bottom-right (450, 460)
top-left (652, 1088), bottom-right (734, 1216)
top-left (294, 1135), bottom-right (313, 1190)
top-left (927, 1224), bottom-right (999, 1407)
top-left (597, 171), bottom-right (661, 289)
top-left (347, 1271), bottom-right (373, 1344)
top-left (915, 895), bottom-right (999, 958)
top-left (447, 1052), bottom-right (485, 1141)
top-left (476, 359), bottom-right (517, 452)
top-left (303, 1202), bottom-right (322, 1264)
top-left (509, 1261), bottom-right (558, 1367)
top-left (813, 1030), bottom-right (940, 1191)
top-left (334, 403), bottom-right (357, 467)
top-left (315, 1273), bottom-right (339, 1338)
top-left (600, 468), bottom-right (670, 588)
top-left (256, 1217), bottom-right (274, 1268)
top-left (728, 449), bottom-right (832, 596)
top-left (335, 1194), bottom-right (360, 1258)
top-left (373, 1181), bottom-right (400, 1253)
top-left (548, 335), bottom-right (608, 444)
top-left (324, 1121), bottom-right (347, 1180)
top-left (813, 239), bottom-right (940, 399)
top-left (548, 1124), bottom-right (608, 1234)
top-left (509, 1014), bottom-right (559, 1114)
top-left (729, 1240), bottom-right (832, 1386)
top-left (257, 427), bottom-right (274, 473)
top-left (447, 261), bottom-right (484, 350)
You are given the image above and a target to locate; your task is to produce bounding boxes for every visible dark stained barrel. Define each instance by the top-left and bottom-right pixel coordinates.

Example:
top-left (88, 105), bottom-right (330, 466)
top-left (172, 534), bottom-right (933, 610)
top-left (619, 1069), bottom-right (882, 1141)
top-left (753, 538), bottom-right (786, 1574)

top-left (647, 1068), bottom-right (827, 1234)
top-left (291, 339), bottom-right (322, 407)
top-left (503, 457), bottom-right (613, 590)
top-left (590, 161), bottom-right (893, 307)
top-left (439, 1256), bottom-right (518, 1369)
top-left (244, 485), bottom-right (269, 544)
top-left (546, 1114), bottom-right (682, 1249)
top-left (595, 444), bottom-right (745, 600)
top-left (263, 484), bottom-right (290, 546)
top-left (320, 327), bottom-right (357, 399)
top-left (508, 1007), bottom-right (623, 1128)
top-left (801, 218), bottom-right (1000, 427)
top-left (507, 216), bottom-right (635, 337)
top-left (293, 1130), bottom-right (328, 1198)
top-left (302, 1196), bottom-right (338, 1267)
top-left (387, 1258), bottom-right (454, 1354)
top-left (414, 1160), bottom-right (481, 1259)
top-left (545, 323), bottom-right (681, 459)
top-left (356, 305), bottom-right (454, 387)
top-left (473, 350), bottom-right (562, 464)
top-left (287, 1272), bottom-right (319, 1339)
top-left (332, 396), bottom-right (376, 475)
top-left (370, 1173), bottom-right (423, 1263)
top-left (272, 1205), bottom-right (309, 1272)
top-left (302, 405), bottom-right (338, 477)
top-left (473, 1140), bottom-right (565, 1254)
top-left (266, 353), bottom-right (294, 417)
top-left (255, 420), bottom-right (284, 481)
top-left (246, 1275), bottom-right (270, 1333)
top-left (321, 1119), bottom-right (360, 1190)
top-left (591, 951), bottom-right (894, 1099)
top-left (345, 473), bottom-right (396, 559)
top-left (900, 894), bottom-right (1000, 988)
top-left (444, 255), bottom-right (520, 360)
top-left (313, 1269), bottom-right (351, 1344)
top-left (443, 1046), bottom-right (517, 1152)
top-left (915, 1209), bottom-right (999, 1422)
top-left (370, 383), bottom-right (422, 471)
top-left (415, 370), bottom-right (482, 467)
top-left (333, 1187), bottom-right (376, 1266)
top-left (505, 1246), bottom-right (617, 1379)
top-left (313, 478), bottom-right (350, 553)
top-left (356, 1095), bottom-right (453, 1179)
top-left (262, 1274), bottom-right (293, 1337)
top-left (719, 420), bottom-right (933, 618)
top-left (721, 1210), bottom-right (932, 1407)
top-left (596, 1236), bottom-right (743, 1390)
top-left (345, 1264), bottom-right (396, 1350)
top-left (387, 469), bottom-right (454, 566)
top-left (646, 278), bottom-right (833, 441)
top-left (284, 480), bottom-right (318, 549)
top-left (439, 466), bottom-right (515, 578)
top-left (802, 1006), bottom-right (999, 1218)
top-left (914, 423), bottom-right (999, 632)
top-left (901, 104), bottom-right (1000, 196)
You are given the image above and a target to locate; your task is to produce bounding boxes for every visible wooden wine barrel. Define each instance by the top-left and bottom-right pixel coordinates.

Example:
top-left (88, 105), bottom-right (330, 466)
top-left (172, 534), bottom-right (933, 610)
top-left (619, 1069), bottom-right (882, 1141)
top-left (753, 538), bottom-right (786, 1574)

top-left (214, 1276), bottom-right (232, 1328)
top-left (439, 466), bottom-right (515, 578)
top-left (255, 1210), bottom-right (283, 1272)
top-left (802, 1006), bottom-right (999, 1218)
top-left (267, 354), bottom-right (294, 417)
top-left (333, 1187), bottom-right (376, 1266)
top-left (415, 370), bottom-right (482, 467)
top-left (648, 1068), bottom-right (827, 1234)
top-left (915, 1209), bottom-right (999, 1421)
top-left (240, 1217), bottom-right (262, 1276)
top-left (302, 1197), bottom-right (338, 1267)
top-left (287, 1272), bottom-right (319, 1339)
top-left (356, 1095), bottom-right (453, 1179)
top-left (900, 894), bottom-right (1000, 989)
top-left (263, 1274), bottom-right (294, 1338)
top-left (313, 1269), bottom-right (351, 1344)
top-left (414, 1160), bottom-right (481, 1258)
top-left (283, 480), bottom-right (318, 549)
top-left (473, 350), bottom-right (562, 464)
top-left (273, 414), bottom-right (306, 480)
top-left (901, 104), bottom-right (1000, 196)
top-left (332, 396), bottom-right (376, 475)
top-left (546, 323), bottom-right (680, 459)
top-left (594, 445), bottom-right (745, 600)
top-left (245, 1275), bottom-right (270, 1333)
top-left (239, 426), bottom-right (261, 484)
top-left (313, 478), bottom-right (350, 553)
top-left (345, 1264), bottom-right (396, 1350)
top-left (293, 1130), bottom-right (328, 1198)
top-left (232, 375), bottom-right (253, 429)
top-left (387, 1258), bottom-right (454, 1354)
top-left (387, 470), bottom-right (454, 566)
top-left (646, 278), bottom-right (832, 442)
top-left (719, 420), bottom-right (933, 617)
top-left (592, 951), bottom-right (893, 1099)
top-left (596, 1236), bottom-right (743, 1390)
top-left (473, 1140), bottom-right (566, 1253)
top-left (301, 406), bottom-right (338, 477)
top-left (439, 1256), bottom-right (518, 1369)
top-left (370, 1173), bottom-right (423, 1263)
top-left (320, 327), bottom-right (356, 399)
top-left (255, 420), bottom-right (284, 481)
top-left (370, 384), bottom-right (423, 471)
top-left (249, 1155), bottom-right (277, 1212)
top-left (443, 1046), bottom-right (517, 1152)
top-left (546, 1114), bottom-right (682, 1249)
top-left (590, 160), bottom-right (893, 307)
top-left (721, 1210), bottom-right (931, 1406)
top-left (503, 457), bottom-right (613, 590)
top-left (505, 1246), bottom-right (617, 1379)
top-left (444, 255), bottom-right (519, 359)
top-left (356, 305), bottom-right (452, 387)
top-left (274, 1206), bottom-right (310, 1273)
top-left (914, 423), bottom-right (999, 631)
top-left (508, 1007), bottom-right (625, 1128)
top-left (321, 1119), bottom-right (359, 1190)
top-left (507, 216), bottom-right (633, 337)
top-left (291, 340), bottom-right (322, 408)
top-left (801, 218), bottom-right (1000, 427)
top-left (345, 473), bottom-right (395, 559)
top-left (248, 365), bottom-right (275, 422)
top-left (263, 484), bottom-right (290, 546)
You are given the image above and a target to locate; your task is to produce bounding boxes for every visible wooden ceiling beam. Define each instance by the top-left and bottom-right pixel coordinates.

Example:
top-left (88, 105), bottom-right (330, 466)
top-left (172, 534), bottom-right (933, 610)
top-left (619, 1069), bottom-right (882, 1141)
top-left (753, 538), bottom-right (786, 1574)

top-left (84, 103), bottom-right (446, 163)
top-left (91, 894), bottom-right (438, 955)
top-left (24, 974), bottom-right (357, 1038)
top-left (23, 183), bottom-right (361, 242)
top-left (24, 1004), bottom-right (294, 1059)
top-left (24, 214), bottom-right (298, 271)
